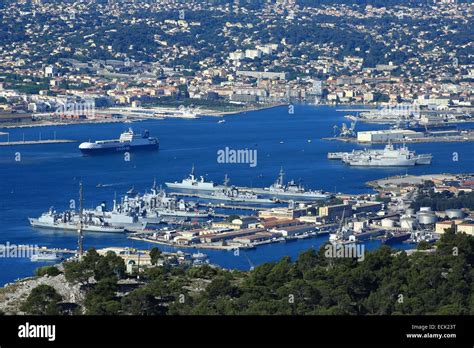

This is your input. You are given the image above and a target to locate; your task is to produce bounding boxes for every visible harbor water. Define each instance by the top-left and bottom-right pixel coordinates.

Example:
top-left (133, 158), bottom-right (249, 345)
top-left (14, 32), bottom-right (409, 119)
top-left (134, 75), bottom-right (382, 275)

top-left (0, 105), bottom-right (472, 286)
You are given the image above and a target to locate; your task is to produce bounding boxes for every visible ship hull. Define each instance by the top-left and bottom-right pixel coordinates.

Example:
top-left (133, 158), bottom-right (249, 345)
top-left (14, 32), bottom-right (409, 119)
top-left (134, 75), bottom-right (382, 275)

top-left (155, 210), bottom-right (209, 218)
top-left (29, 218), bottom-right (125, 233)
top-left (165, 183), bottom-right (220, 192)
top-left (199, 194), bottom-right (275, 204)
top-left (347, 159), bottom-right (417, 166)
top-left (250, 188), bottom-right (329, 200)
top-left (80, 143), bottom-right (159, 155)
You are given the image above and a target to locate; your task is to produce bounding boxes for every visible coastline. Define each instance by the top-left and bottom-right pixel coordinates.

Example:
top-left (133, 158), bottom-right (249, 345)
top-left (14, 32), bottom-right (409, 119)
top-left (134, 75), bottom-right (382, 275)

top-left (0, 103), bottom-right (287, 130)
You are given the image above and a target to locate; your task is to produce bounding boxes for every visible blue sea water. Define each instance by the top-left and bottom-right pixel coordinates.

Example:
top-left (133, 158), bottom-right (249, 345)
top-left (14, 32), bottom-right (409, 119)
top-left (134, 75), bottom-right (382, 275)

top-left (0, 105), bottom-right (472, 286)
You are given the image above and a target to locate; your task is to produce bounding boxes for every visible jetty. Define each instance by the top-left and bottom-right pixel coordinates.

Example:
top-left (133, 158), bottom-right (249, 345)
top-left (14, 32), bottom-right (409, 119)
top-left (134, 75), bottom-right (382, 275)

top-left (0, 131), bottom-right (76, 146)
top-left (0, 139), bottom-right (76, 146)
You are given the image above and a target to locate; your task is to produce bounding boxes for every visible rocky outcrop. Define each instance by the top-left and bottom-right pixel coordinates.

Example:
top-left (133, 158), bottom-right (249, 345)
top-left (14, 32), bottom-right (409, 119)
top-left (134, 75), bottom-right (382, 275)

top-left (0, 274), bottom-right (85, 315)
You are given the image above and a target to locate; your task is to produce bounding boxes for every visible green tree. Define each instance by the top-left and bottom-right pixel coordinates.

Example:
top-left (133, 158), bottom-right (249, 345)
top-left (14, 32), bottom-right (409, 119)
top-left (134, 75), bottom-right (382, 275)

top-left (93, 251), bottom-right (126, 281)
top-left (85, 277), bottom-right (120, 315)
top-left (149, 248), bottom-right (162, 265)
top-left (63, 260), bottom-right (93, 284)
top-left (121, 288), bottom-right (165, 315)
top-left (206, 276), bottom-right (239, 299)
top-left (417, 241), bottom-right (431, 250)
top-left (35, 266), bottom-right (61, 277)
top-left (21, 285), bottom-right (62, 315)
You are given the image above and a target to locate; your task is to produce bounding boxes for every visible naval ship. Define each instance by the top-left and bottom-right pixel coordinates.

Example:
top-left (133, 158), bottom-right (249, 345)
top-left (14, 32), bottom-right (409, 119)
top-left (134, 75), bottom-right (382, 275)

top-left (165, 166), bottom-right (224, 192)
top-left (29, 208), bottom-right (125, 233)
top-left (108, 182), bottom-right (212, 222)
top-left (199, 186), bottom-right (277, 204)
top-left (330, 144), bottom-right (432, 167)
top-left (79, 128), bottom-right (159, 154)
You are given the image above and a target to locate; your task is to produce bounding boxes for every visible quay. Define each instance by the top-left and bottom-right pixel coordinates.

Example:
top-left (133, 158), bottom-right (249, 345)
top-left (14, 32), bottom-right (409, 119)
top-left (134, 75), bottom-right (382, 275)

top-left (171, 192), bottom-right (312, 205)
top-left (128, 224), bottom-right (336, 251)
top-left (170, 193), bottom-right (268, 211)
top-left (5, 245), bottom-right (77, 254)
top-left (336, 108), bottom-right (375, 112)
top-left (0, 139), bottom-right (77, 146)
top-left (202, 203), bottom-right (264, 211)
top-left (322, 132), bottom-right (474, 144)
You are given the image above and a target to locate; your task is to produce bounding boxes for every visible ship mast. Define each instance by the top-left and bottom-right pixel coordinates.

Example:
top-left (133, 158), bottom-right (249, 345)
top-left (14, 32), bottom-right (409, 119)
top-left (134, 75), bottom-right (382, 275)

top-left (278, 167), bottom-right (285, 186)
top-left (77, 181), bottom-right (84, 260)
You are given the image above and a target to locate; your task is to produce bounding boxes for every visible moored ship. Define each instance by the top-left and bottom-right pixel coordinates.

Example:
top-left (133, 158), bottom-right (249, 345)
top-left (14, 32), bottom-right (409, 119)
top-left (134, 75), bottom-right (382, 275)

top-left (79, 128), bottom-right (159, 154)
top-left (249, 169), bottom-right (330, 200)
top-left (30, 252), bottom-right (63, 262)
top-left (200, 186), bottom-right (276, 204)
top-left (29, 208), bottom-right (125, 233)
top-left (165, 166), bottom-right (222, 192)
top-left (331, 144), bottom-right (432, 167)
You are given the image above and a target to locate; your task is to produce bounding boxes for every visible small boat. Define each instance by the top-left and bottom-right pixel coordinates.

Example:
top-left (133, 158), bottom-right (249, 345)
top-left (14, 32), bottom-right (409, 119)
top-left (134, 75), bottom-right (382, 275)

top-left (218, 119), bottom-right (225, 124)
top-left (31, 252), bottom-right (63, 262)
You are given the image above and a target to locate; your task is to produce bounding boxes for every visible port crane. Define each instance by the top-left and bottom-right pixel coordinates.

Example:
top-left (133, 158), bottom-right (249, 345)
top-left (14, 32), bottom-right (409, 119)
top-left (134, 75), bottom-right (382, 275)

top-left (333, 117), bottom-right (357, 138)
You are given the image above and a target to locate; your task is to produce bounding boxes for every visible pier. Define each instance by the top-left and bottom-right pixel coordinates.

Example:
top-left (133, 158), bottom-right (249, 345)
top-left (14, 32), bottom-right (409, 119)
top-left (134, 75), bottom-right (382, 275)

top-left (322, 132), bottom-right (474, 144)
top-left (171, 193), bottom-right (271, 210)
top-left (0, 139), bottom-right (77, 146)
top-left (5, 245), bottom-right (77, 254)
top-left (203, 203), bottom-right (265, 211)
top-left (171, 192), bottom-right (313, 205)
top-left (0, 131), bottom-right (76, 146)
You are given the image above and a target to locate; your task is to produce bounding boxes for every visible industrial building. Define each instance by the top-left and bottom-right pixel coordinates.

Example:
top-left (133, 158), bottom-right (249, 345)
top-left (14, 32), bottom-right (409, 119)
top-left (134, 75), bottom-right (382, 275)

top-left (353, 202), bottom-right (384, 214)
top-left (198, 228), bottom-right (265, 244)
top-left (435, 221), bottom-right (455, 234)
top-left (259, 206), bottom-right (308, 219)
top-left (270, 224), bottom-right (318, 237)
top-left (318, 204), bottom-right (352, 221)
top-left (357, 129), bottom-right (424, 143)
top-left (457, 223), bottom-right (474, 236)
top-left (233, 232), bottom-right (279, 244)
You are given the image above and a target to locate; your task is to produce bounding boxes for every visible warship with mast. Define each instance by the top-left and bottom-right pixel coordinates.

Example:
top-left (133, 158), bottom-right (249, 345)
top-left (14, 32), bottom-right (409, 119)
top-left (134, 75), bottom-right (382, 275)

top-left (30, 180), bottom-right (212, 233)
top-left (328, 143), bottom-right (432, 167)
top-left (29, 183), bottom-right (125, 233)
top-left (165, 166), bottom-right (223, 192)
top-left (249, 168), bottom-right (330, 200)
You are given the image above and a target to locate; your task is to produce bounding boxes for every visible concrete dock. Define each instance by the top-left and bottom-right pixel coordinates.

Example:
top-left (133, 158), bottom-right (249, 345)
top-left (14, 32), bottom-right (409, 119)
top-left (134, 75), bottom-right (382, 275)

top-left (0, 139), bottom-right (77, 146)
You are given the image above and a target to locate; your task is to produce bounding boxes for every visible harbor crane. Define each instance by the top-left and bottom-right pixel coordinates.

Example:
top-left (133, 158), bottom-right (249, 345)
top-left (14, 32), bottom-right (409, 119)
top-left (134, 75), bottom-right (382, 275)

top-left (333, 117), bottom-right (357, 138)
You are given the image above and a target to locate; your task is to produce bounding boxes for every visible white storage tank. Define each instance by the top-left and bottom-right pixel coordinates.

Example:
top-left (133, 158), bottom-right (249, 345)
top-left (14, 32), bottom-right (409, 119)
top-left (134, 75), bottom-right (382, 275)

top-left (417, 212), bottom-right (437, 225)
top-left (445, 209), bottom-right (465, 219)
